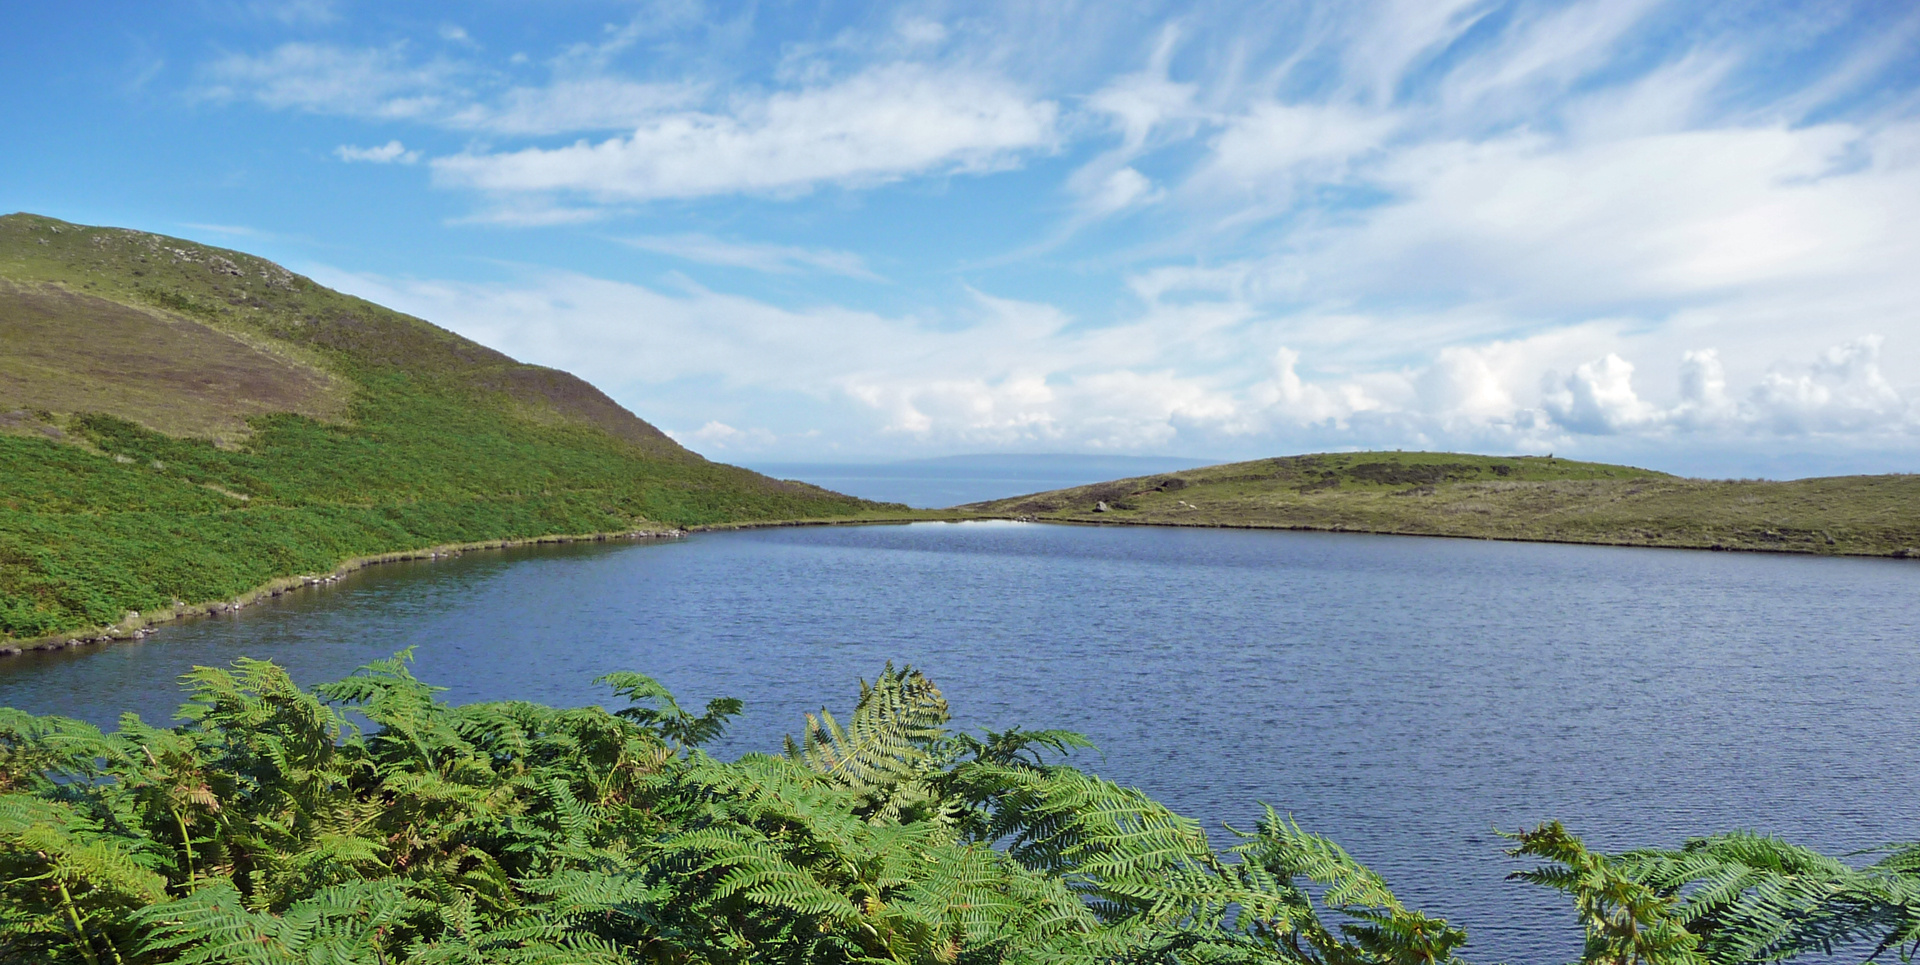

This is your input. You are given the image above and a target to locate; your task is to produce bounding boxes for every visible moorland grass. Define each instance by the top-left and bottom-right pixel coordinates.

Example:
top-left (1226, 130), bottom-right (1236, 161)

top-left (0, 214), bottom-right (896, 641)
top-left (961, 451), bottom-right (1920, 558)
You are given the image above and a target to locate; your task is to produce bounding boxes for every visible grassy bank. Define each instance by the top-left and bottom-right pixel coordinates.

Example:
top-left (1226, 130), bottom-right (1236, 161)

top-left (0, 214), bottom-right (896, 642)
top-left (961, 450), bottom-right (1920, 557)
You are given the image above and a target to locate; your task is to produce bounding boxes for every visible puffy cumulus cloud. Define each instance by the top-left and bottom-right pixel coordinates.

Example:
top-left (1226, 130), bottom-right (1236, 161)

top-left (431, 64), bottom-right (1058, 201)
top-left (1542, 354), bottom-right (1659, 435)
top-left (1418, 346), bottom-right (1517, 424)
top-left (1751, 336), bottom-right (1910, 435)
top-left (304, 256), bottom-right (1916, 462)
top-left (1530, 339), bottom-right (1914, 442)
top-left (846, 375), bottom-right (1058, 441)
top-left (1673, 349), bottom-right (1735, 429)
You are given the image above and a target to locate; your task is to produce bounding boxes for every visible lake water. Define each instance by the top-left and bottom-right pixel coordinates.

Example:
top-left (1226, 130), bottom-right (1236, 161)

top-left (747, 454), bottom-right (1217, 507)
top-left (4, 522), bottom-right (1917, 962)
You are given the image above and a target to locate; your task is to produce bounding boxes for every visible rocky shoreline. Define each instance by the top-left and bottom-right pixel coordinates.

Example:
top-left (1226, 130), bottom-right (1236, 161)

top-left (0, 527), bottom-right (686, 657)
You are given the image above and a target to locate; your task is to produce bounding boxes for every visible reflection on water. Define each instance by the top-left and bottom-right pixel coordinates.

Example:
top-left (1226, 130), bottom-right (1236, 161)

top-left (4, 522), bottom-right (1917, 963)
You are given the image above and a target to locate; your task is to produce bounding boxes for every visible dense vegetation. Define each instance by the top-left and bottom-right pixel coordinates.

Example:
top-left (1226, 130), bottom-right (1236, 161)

top-left (0, 214), bottom-right (891, 642)
top-left (964, 451), bottom-right (1920, 558)
top-left (2, 657), bottom-right (1915, 964)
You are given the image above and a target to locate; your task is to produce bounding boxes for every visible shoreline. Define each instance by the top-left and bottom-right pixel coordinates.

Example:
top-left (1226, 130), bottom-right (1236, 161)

top-left (0, 508), bottom-right (954, 656)
top-left (0, 526), bottom-right (689, 656)
top-left (962, 512), bottom-right (1920, 559)
top-left (7, 507), bottom-right (1908, 657)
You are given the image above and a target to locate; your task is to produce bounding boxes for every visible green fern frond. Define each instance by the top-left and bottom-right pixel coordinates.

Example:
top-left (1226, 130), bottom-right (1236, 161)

top-left (786, 663), bottom-right (949, 797)
top-left (1508, 822), bottom-right (1706, 965)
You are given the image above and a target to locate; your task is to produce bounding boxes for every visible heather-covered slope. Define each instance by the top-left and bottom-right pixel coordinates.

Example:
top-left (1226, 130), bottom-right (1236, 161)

top-left (0, 213), bottom-right (888, 641)
top-left (962, 450), bottom-right (1920, 557)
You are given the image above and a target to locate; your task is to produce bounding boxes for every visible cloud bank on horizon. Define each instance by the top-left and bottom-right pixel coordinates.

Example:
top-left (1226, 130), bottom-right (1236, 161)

top-left (6, 0), bottom-right (1918, 475)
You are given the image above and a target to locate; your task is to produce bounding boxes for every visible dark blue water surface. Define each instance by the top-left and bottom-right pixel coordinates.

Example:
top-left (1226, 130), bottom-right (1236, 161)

top-left (4, 522), bottom-right (1917, 962)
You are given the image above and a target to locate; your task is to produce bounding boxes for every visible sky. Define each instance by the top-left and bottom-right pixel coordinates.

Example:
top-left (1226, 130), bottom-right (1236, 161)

top-left (4, 0), bottom-right (1919, 477)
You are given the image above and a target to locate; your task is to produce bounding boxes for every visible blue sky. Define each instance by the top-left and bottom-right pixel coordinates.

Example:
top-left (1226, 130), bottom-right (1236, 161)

top-left (5, 0), bottom-right (1919, 476)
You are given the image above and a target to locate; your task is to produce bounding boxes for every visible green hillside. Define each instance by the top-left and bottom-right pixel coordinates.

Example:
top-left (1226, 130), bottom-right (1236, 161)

top-left (962, 450), bottom-right (1920, 557)
top-left (0, 213), bottom-right (892, 643)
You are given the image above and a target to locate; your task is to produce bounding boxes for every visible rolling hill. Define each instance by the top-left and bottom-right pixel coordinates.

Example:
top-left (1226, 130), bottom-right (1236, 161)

top-left (960, 450), bottom-right (1920, 558)
top-left (0, 213), bottom-right (892, 645)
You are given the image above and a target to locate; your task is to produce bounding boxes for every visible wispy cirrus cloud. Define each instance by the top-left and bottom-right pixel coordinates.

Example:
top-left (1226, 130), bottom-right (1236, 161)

top-left (618, 235), bottom-right (881, 279)
top-left (432, 64), bottom-right (1058, 201)
top-left (248, 0), bottom-right (338, 26)
top-left (200, 42), bottom-right (464, 119)
top-left (183, 0), bottom-right (1920, 469)
top-left (197, 42), bottom-right (696, 136)
top-left (443, 78), bottom-right (701, 135)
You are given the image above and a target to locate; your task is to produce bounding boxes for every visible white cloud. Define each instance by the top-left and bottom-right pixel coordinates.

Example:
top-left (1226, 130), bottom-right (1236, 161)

top-left (1269, 119), bottom-right (1920, 315)
top-left (1418, 345), bottom-right (1517, 423)
top-left (1126, 265), bottom-right (1247, 304)
top-left (1086, 41), bottom-right (1198, 154)
top-left (1081, 167), bottom-right (1160, 215)
top-left (668, 421), bottom-right (778, 450)
top-left (208, 3), bottom-right (1919, 470)
top-left (618, 235), bottom-right (879, 279)
top-left (1064, 32), bottom-right (1196, 221)
top-left (334, 140), bottom-right (420, 164)
top-left (1337, 0), bottom-right (1491, 106)
top-left (307, 258), bottom-right (1918, 462)
top-left (895, 18), bottom-right (948, 47)
top-left (250, 0), bottom-right (337, 25)
top-left (431, 64), bottom-right (1059, 201)
top-left (446, 202), bottom-right (609, 226)
top-left (1750, 336), bottom-right (1909, 434)
top-left (1439, 0), bottom-right (1663, 119)
top-left (200, 42), bottom-right (696, 137)
top-left (444, 79), bottom-right (702, 136)
top-left (201, 43), bottom-right (462, 120)
top-left (1542, 354), bottom-right (1660, 434)
top-left (1198, 102), bottom-right (1398, 194)
top-left (1673, 349), bottom-right (1734, 428)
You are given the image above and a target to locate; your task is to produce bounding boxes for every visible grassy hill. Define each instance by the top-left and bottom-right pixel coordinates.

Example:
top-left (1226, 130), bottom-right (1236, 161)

top-left (961, 450), bottom-right (1920, 557)
top-left (0, 213), bottom-right (895, 643)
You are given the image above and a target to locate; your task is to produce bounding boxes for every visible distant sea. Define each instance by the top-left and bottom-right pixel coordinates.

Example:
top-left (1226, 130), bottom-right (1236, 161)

top-left (746, 453), bottom-right (1220, 507)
